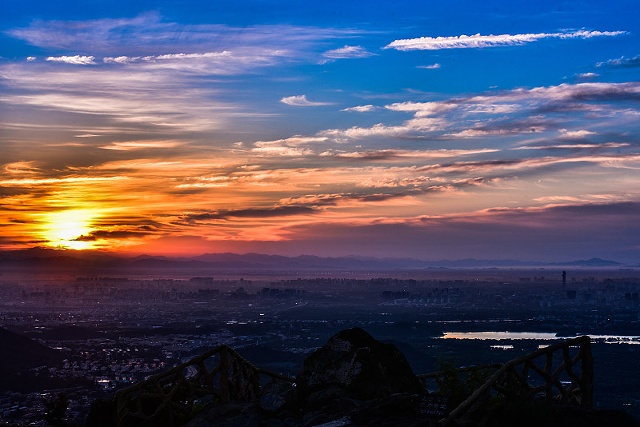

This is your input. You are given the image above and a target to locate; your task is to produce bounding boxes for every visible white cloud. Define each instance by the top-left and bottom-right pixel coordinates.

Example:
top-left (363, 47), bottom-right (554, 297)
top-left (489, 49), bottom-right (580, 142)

top-left (104, 51), bottom-right (232, 63)
top-left (254, 136), bottom-right (328, 147)
top-left (322, 45), bottom-right (375, 60)
top-left (320, 123), bottom-right (403, 141)
top-left (103, 56), bottom-right (139, 64)
top-left (319, 120), bottom-right (445, 142)
top-left (250, 135), bottom-right (328, 157)
top-left (46, 55), bottom-right (96, 65)
top-left (341, 105), bottom-right (377, 113)
top-left (251, 146), bottom-right (313, 157)
top-left (576, 72), bottom-right (599, 79)
top-left (385, 101), bottom-right (455, 117)
top-left (154, 51), bottom-right (231, 61)
top-left (280, 95), bottom-right (332, 107)
top-left (469, 82), bottom-right (640, 104)
top-left (465, 103), bottom-right (519, 114)
top-left (384, 30), bottom-right (627, 51)
top-left (417, 63), bottom-right (441, 69)
top-left (446, 129), bottom-right (518, 138)
top-left (322, 148), bottom-right (498, 160)
top-left (280, 82), bottom-right (640, 145)
top-left (26, 56), bottom-right (36, 62)
top-left (559, 129), bottom-right (596, 139)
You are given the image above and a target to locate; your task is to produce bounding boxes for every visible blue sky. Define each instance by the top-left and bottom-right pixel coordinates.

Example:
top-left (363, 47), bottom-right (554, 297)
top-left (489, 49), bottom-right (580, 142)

top-left (1, 1), bottom-right (640, 262)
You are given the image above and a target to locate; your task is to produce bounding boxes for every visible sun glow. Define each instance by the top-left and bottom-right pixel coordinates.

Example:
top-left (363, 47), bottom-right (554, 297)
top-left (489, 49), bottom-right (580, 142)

top-left (43, 209), bottom-right (97, 250)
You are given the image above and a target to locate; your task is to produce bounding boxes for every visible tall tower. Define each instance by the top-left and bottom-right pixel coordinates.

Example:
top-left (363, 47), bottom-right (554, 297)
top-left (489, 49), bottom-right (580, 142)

top-left (562, 270), bottom-right (567, 287)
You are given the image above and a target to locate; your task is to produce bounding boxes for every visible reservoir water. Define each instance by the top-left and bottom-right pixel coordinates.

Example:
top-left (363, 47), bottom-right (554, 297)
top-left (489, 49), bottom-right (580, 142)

top-left (441, 331), bottom-right (640, 344)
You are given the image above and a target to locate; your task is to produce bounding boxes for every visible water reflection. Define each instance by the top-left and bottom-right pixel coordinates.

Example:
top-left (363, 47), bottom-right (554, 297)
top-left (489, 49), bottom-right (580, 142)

top-left (441, 331), bottom-right (640, 344)
top-left (442, 331), bottom-right (558, 340)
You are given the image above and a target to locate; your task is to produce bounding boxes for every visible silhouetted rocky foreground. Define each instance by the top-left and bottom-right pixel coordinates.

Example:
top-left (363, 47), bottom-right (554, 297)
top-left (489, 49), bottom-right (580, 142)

top-left (87, 327), bottom-right (640, 427)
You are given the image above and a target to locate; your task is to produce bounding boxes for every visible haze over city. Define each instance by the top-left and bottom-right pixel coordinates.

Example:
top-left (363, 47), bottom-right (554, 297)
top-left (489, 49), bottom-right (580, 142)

top-left (1, 0), bottom-right (639, 262)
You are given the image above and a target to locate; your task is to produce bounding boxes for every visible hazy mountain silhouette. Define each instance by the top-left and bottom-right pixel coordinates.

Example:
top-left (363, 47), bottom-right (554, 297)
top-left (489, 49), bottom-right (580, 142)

top-left (548, 257), bottom-right (622, 267)
top-left (0, 249), bottom-right (626, 273)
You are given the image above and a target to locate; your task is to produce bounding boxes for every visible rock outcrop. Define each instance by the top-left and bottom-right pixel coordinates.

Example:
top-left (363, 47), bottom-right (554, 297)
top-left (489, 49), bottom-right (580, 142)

top-left (297, 327), bottom-right (422, 400)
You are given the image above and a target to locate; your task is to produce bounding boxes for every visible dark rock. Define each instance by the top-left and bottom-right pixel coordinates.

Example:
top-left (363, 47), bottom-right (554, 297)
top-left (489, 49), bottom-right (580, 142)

top-left (84, 398), bottom-right (116, 427)
top-left (297, 327), bottom-right (422, 400)
top-left (303, 386), bottom-right (357, 413)
top-left (183, 402), bottom-right (260, 427)
top-left (259, 380), bottom-right (297, 412)
top-left (485, 400), bottom-right (640, 427)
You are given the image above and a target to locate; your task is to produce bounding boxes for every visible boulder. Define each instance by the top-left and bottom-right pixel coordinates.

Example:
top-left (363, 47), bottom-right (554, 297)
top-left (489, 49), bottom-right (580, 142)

top-left (259, 380), bottom-right (297, 412)
top-left (297, 327), bottom-right (422, 400)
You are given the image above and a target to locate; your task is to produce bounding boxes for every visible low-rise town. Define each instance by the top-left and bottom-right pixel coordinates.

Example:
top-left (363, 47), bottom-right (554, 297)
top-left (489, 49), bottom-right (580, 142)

top-left (2, 269), bottom-right (640, 425)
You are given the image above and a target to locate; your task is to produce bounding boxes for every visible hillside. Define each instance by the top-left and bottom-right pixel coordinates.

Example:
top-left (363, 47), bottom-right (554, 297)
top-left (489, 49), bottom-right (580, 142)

top-left (0, 328), bottom-right (65, 391)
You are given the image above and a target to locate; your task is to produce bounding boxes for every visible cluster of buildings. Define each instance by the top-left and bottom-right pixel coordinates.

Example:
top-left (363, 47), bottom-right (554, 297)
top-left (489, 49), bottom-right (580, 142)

top-left (1, 270), bottom-right (640, 424)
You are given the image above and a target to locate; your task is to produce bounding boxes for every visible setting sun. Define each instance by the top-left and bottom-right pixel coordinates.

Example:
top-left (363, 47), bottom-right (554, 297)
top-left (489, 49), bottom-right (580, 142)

top-left (42, 209), bottom-right (97, 250)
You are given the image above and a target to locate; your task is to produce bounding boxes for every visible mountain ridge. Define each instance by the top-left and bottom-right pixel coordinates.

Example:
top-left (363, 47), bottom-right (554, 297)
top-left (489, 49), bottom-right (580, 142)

top-left (0, 249), bottom-right (631, 272)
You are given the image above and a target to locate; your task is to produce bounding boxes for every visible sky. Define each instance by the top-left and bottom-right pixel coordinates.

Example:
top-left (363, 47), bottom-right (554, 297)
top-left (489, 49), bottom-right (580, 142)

top-left (1, 0), bottom-right (639, 262)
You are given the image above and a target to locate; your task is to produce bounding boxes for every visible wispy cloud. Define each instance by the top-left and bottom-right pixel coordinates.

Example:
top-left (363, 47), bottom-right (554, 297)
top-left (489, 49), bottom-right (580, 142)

top-left (597, 54), bottom-right (640, 68)
top-left (417, 63), bottom-right (441, 69)
top-left (181, 205), bottom-right (317, 223)
top-left (99, 140), bottom-right (183, 151)
top-left (102, 48), bottom-right (291, 74)
top-left (321, 45), bottom-right (375, 61)
top-left (517, 142), bottom-right (630, 150)
top-left (3, 161), bottom-right (41, 175)
top-left (280, 95), bottom-right (333, 107)
top-left (0, 62), bottom-right (255, 136)
top-left (341, 105), bottom-right (378, 113)
top-left (385, 30), bottom-right (627, 51)
top-left (46, 55), bottom-right (96, 65)
top-left (286, 82), bottom-right (640, 148)
top-left (9, 13), bottom-right (362, 58)
top-left (558, 129), bottom-right (596, 139)
top-left (251, 136), bottom-right (327, 157)
top-left (104, 51), bottom-right (231, 63)
top-left (385, 101), bottom-right (455, 116)
top-left (321, 148), bottom-right (498, 161)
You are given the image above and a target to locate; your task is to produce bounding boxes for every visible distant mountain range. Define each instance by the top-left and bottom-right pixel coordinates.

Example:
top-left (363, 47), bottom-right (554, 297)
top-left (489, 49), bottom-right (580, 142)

top-left (0, 248), bottom-right (631, 273)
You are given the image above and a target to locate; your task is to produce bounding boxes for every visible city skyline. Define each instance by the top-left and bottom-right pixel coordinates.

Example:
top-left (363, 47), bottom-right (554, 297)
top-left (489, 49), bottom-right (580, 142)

top-left (1, 0), bottom-right (640, 262)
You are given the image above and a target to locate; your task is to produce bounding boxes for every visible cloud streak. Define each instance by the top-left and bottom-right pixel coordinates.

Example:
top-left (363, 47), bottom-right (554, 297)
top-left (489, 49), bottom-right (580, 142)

top-left (385, 30), bottom-right (627, 51)
top-left (8, 13), bottom-right (363, 57)
top-left (417, 63), bottom-right (441, 69)
top-left (597, 55), bottom-right (640, 68)
top-left (280, 95), bottom-right (333, 107)
top-left (46, 55), bottom-right (96, 65)
top-left (321, 45), bottom-right (375, 61)
top-left (341, 105), bottom-right (378, 113)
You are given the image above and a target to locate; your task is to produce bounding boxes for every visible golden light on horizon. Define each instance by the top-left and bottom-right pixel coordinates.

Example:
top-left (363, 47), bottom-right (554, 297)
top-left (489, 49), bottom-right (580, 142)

top-left (42, 209), bottom-right (97, 250)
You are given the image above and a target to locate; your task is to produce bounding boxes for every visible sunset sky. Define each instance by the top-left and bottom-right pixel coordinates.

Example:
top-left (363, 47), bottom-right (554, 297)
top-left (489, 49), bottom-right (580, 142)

top-left (1, 1), bottom-right (639, 262)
